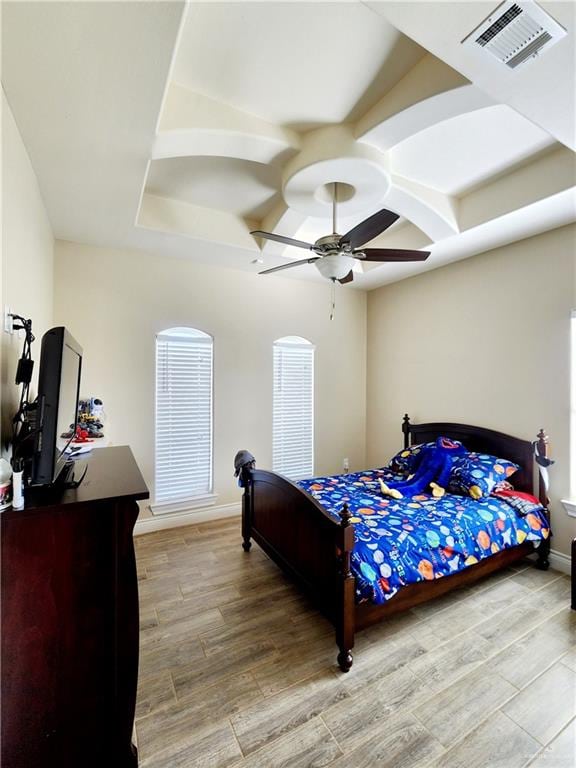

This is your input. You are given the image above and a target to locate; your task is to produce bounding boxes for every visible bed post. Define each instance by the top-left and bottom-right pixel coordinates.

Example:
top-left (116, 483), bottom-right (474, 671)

top-left (535, 428), bottom-right (551, 571)
top-left (240, 465), bottom-right (253, 553)
top-left (336, 503), bottom-right (355, 672)
top-left (403, 413), bottom-right (411, 449)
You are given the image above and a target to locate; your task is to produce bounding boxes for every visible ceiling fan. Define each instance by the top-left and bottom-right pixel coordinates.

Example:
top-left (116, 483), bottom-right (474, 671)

top-left (251, 182), bottom-right (430, 284)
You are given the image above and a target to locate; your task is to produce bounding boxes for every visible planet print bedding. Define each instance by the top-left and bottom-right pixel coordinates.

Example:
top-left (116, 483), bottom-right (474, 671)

top-left (297, 467), bottom-right (550, 605)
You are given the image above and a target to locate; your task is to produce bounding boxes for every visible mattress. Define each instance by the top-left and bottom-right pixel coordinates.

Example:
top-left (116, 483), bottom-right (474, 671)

top-left (297, 467), bottom-right (550, 604)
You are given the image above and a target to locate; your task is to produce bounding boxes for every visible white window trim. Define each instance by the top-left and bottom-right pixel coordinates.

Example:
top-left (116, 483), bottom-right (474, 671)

top-left (273, 335), bottom-right (315, 481)
top-left (154, 326), bottom-right (214, 513)
top-left (561, 310), bottom-right (576, 516)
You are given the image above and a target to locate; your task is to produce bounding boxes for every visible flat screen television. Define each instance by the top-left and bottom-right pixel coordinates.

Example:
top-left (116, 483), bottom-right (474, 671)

top-left (32, 327), bottom-right (83, 486)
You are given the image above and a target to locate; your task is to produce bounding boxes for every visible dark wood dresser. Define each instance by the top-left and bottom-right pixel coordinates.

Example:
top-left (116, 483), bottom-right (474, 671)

top-left (1, 446), bottom-right (149, 768)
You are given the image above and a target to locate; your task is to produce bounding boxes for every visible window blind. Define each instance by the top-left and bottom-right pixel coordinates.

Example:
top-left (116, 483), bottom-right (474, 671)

top-left (155, 328), bottom-right (213, 507)
top-left (273, 337), bottom-right (314, 480)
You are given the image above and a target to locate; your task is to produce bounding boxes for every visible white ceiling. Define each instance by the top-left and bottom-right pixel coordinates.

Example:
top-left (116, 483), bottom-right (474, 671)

top-left (2, 1), bottom-right (575, 291)
top-left (367, 0), bottom-right (576, 149)
top-left (173, 2), bottom-right (426, 130)
top-left (2, 1), bottom-right (185, 248)
top-left (146, 157), bottom-right (281, 219)
top-left (389, 104), bottom-right (556, 195)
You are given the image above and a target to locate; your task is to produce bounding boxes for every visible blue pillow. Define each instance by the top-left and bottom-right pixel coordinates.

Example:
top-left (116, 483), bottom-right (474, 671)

top-left (448, 452), bottom-right (520, 499)
top-left (386, 442), bottom-right (434, 476)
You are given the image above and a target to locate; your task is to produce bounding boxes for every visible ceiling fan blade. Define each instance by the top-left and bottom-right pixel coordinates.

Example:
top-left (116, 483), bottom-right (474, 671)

top-left (259, 257), bottom-right (319, 275)
top-left (251, 230), bottom-right (314, 250)
top-left (340, 209), bottom-right (399, 249)
top-left (338, 270), bottom-right (354, 285)
top-left (358, 249), bottom-right (430, 262)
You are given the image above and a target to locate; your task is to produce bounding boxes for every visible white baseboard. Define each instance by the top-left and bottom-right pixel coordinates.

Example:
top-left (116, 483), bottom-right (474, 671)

top-left (134, 502), bottom-right (241, 536)
top-left (549, 548), bottom-right (571, 575)
top-left (149, 493), bottom-right (219, 516)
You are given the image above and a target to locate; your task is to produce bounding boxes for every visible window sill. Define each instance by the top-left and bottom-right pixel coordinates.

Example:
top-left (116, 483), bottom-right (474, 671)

top-left (150, 493), bottom-right (218, 516)
top-left (561, 499), bottom-right (576, 518)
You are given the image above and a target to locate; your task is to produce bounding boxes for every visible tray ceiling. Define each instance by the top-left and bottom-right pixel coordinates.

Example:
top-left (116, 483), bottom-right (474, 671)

top-left (2, 1), bottom-right (575, 290)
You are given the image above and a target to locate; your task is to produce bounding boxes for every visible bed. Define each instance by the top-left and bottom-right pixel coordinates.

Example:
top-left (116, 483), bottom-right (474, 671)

top-left (238, 416), bottom-right (552, 672)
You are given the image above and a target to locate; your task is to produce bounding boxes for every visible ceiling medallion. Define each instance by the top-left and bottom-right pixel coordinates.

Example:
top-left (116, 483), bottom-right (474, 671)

top-left (282, 125), bottom-right (391, 219)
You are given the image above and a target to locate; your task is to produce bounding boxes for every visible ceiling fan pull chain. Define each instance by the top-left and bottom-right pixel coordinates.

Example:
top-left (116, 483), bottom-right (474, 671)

top-left (330, 279), bottom-right (336, 321)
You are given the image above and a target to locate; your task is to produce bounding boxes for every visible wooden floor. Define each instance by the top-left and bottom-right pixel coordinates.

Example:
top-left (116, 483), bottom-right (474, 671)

top-left (134, 518), bottom-right (576, 768)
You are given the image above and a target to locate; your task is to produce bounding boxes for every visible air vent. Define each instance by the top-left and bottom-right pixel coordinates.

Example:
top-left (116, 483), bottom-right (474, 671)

top-left (462, 0), bottom-right (567, 70)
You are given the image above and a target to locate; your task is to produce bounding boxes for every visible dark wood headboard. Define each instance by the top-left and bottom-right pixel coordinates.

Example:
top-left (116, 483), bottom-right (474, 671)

top-left (401, 414), bottom-right (540, 500)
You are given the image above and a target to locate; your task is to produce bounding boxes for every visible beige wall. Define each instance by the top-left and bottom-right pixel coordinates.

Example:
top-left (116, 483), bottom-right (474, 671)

top-left (49, 223), bottom-right (576, 556)
top-left (54, 241), bottom-right (367, 515)
top-left (1, 91), bottom-right (54, 447)
top-left (366, 224), bottom-right (576, 557)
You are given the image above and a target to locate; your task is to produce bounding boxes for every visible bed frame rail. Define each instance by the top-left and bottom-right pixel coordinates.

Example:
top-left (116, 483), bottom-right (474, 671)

top-left (240, 467), bottom-right (356, 670)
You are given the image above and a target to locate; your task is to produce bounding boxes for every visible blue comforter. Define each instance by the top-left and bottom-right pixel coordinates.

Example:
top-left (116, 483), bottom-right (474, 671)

top-left (297, 468), bottom-right (550, 604)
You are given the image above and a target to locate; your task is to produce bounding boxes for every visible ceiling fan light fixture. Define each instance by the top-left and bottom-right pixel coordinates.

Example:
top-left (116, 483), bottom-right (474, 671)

top-left (314, 253), bottom-right (355, 281)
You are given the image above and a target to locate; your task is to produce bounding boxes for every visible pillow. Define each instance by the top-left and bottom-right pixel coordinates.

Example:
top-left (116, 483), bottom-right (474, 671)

top-left (448, 452), bottom-right (520, 499)
top-left (493, 479), bottom-right (515, 494)
top-left (386, 442), bottom-right (434, 476)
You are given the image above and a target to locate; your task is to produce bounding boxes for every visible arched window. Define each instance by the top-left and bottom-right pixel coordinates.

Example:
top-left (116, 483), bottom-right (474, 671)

top-left (154, 327), bottom-right (213, 509)
top-left (273, 336), bottom-right (314, 480)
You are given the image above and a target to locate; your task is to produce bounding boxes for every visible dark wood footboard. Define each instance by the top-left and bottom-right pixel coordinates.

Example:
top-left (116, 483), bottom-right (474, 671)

top-left (239, 467), bottom-right (356, 670)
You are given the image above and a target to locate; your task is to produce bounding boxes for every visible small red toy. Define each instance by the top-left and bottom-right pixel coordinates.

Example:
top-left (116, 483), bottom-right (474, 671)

top-left (73, 426), bottom-right (94, 443)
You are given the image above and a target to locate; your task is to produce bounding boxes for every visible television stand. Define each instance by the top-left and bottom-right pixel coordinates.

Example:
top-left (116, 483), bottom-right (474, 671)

top-left (1, 446), bottom-right (149, 768)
